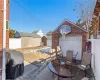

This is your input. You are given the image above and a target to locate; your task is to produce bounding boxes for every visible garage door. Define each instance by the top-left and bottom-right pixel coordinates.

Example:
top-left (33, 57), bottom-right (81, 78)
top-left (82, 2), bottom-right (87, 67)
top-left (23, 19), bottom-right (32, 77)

top-left (47, 39), bottom-right (52, 47)
top-left (59, 36), bottom-right (82, 60)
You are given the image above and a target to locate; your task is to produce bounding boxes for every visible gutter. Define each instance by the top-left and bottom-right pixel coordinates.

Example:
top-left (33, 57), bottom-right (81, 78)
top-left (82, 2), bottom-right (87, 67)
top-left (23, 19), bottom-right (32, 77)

top-left (2, 0), bottom-right (6, 80)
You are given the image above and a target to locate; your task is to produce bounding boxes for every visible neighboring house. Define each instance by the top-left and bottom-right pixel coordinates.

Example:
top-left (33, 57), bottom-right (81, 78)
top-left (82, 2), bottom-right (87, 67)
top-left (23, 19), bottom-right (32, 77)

top-left (52, 19), bottom-right (87, 60)
top-left (41, 31), bottom-right (52, 47)
top-left (0, 0), bottom-right (9, 51)
top-left (15, 31), bottom-right (41, 48)
top-left (46, 31), bottom-right (52, 36)
top-left (32, 30), bottom-right (44, 37)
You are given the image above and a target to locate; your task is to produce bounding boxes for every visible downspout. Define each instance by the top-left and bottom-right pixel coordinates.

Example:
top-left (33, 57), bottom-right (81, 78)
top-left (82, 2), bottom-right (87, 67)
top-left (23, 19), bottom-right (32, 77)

top-left (2, 0), bottom-right (6, 80)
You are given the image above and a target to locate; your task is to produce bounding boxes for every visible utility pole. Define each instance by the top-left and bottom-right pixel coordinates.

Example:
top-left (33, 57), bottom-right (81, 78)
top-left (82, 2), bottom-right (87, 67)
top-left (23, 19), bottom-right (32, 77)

top-left (2, 0), bottom-right (6, 80)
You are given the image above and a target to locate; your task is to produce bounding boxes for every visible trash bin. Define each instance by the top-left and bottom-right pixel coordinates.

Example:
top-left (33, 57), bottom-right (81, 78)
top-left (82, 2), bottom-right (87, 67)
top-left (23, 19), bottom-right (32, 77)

top-left (6, 50), bottom-right (24, 79)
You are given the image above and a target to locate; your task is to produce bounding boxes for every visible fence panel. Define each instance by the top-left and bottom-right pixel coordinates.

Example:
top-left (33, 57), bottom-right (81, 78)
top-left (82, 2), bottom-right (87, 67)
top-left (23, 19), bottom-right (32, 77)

top-left (91, 39), bottom-right (100, 80)
top-left (9, 38), bottom-right (21, 49)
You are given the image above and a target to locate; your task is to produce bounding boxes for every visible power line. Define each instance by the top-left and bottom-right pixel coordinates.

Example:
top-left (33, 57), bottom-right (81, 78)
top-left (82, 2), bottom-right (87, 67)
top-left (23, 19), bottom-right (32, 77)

top-left (13, 0), bottom-right (37, 20)
top-left (11, 0), bottom-right (55, 32)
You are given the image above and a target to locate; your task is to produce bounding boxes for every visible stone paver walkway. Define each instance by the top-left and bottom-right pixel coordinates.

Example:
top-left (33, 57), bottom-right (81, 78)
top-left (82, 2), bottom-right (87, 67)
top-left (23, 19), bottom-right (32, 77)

top-left (15, 59), bottom-right (49, 80)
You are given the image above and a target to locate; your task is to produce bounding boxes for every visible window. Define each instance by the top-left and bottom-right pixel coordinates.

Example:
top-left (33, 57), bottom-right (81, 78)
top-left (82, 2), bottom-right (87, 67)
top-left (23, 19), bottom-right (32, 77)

top-left (6, 20), bottom-right (9, 30)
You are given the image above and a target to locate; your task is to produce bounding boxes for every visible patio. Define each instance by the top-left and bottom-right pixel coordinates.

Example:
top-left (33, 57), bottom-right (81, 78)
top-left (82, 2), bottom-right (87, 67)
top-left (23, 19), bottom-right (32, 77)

top-left (12, 47), bottom-right (95, 80)
top-left (15, 59), bottom-right (94, 80)
top-left (35, 66), bottom-right (94, 80)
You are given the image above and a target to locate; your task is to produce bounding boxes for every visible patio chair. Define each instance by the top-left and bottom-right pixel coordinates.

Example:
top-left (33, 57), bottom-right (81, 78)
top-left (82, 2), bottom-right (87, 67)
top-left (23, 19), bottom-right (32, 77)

top-left (65, 50), bottom-right (73, 65)
top-left (72, 52), bottom-right (78, 63)
top-left (77, 52), bottom-right (92, 77)
top-left (6, 50), bottom-right (24, 79)
top-left (73, 52), bottom-right (78, 59)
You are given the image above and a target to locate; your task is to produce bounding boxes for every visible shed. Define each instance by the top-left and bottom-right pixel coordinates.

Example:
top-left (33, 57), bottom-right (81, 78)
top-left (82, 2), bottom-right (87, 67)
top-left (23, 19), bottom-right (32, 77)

top-left (52, 19), bottom-right (87, 60)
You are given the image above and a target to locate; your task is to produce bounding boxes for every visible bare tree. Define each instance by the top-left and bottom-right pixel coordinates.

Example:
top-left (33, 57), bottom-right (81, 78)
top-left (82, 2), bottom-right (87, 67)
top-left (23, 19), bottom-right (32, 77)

top-left (74, 0), bottom-right (97, 31)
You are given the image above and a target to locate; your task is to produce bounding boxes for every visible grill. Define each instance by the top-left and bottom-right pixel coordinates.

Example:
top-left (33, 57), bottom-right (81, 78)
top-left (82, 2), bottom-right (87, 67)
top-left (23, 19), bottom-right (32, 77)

top-left (6, 50), bottom-right (24, 79)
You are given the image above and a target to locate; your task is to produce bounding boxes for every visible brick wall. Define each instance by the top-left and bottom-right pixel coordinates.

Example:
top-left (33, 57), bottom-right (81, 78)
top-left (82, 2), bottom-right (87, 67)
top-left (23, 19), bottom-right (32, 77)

top-left (0, 0), bottom-right (9, 78)
top-left (6, 0), bottom-right (9, 51)
top-left (52, 20), bottom-right (87, 54)
top-left (0, 0), bottom-right (3, 50)
top-left (82, 34), bottom-right (87, 53)
top-left (52, 31), bottom-right (59, 52)
top-left (0, 0), bottom-right (9, 51)
top-left (6, 30), bottom-right (9, 51)
top-left (0, 0), bottom-right (9, 80)
top-left (0, 0), bottom-right (3, 78)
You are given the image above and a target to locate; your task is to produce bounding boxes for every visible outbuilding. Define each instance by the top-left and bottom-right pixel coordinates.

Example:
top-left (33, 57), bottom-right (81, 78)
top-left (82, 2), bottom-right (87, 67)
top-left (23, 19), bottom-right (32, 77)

top-left (15, 31), bottom-right (41, 48)
top-left (52, 19), bottom-right (87, 60)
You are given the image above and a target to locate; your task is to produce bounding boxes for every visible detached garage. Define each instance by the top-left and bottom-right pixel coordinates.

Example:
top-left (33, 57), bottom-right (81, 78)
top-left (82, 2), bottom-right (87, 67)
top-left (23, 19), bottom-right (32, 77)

top-left (52, 19), bottom-right (87, 60)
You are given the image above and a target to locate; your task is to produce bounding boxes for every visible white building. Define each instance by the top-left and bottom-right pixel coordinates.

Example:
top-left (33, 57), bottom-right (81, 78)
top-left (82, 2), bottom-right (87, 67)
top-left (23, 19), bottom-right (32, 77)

top-left (32, 30), bottom-right (44, 37)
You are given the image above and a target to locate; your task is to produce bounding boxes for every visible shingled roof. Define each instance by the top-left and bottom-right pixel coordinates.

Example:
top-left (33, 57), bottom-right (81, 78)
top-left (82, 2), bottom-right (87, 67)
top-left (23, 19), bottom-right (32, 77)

top-left (15, 31), bottom-right (41, 38)
top-left (32, 30), bottom-right (40, 33)
top-left (46, 31), bottom-right (52, 36)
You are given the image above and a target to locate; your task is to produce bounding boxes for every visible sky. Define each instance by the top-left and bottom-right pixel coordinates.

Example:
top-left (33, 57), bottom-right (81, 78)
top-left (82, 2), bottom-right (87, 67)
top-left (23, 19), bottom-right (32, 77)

top-left (10, 0), bottom-right (88, 33)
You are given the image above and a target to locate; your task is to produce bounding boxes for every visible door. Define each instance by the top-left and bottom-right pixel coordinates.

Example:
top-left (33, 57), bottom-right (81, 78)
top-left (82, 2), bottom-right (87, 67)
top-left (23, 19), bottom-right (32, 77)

top-left (59, 36), bottom-right (82, 60)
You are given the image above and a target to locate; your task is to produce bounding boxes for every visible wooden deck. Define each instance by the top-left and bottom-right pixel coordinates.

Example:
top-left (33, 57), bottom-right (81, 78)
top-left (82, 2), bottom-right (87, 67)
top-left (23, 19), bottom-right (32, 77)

top-left (23, 52), bottom-right (50, 65)
top-left (15, 47), bottom-right (51, 66)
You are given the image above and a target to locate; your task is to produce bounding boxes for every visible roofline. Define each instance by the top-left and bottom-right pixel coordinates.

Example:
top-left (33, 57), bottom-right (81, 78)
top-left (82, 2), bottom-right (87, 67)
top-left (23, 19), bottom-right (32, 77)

top-left (15, 31), bottom-right (41, 38)
top-left (52, 19), bottom-right (66, 33)
top-left (53, 19), bottom-right (87, 33)
top-left (33, 30), bottom-right (41, 33)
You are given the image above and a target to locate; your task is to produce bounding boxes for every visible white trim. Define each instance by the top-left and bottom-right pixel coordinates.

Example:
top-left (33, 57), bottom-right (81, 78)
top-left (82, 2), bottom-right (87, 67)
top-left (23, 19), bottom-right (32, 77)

top-left (53, 19), bottom-right (87, 33)
top-left (2, 0), bottom-right (6, 80)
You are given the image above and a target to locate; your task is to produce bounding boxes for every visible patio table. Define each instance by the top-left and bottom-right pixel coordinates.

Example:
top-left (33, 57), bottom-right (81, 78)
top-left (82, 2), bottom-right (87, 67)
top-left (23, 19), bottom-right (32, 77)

top-left (48, 59), bottom-right (80, 80)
